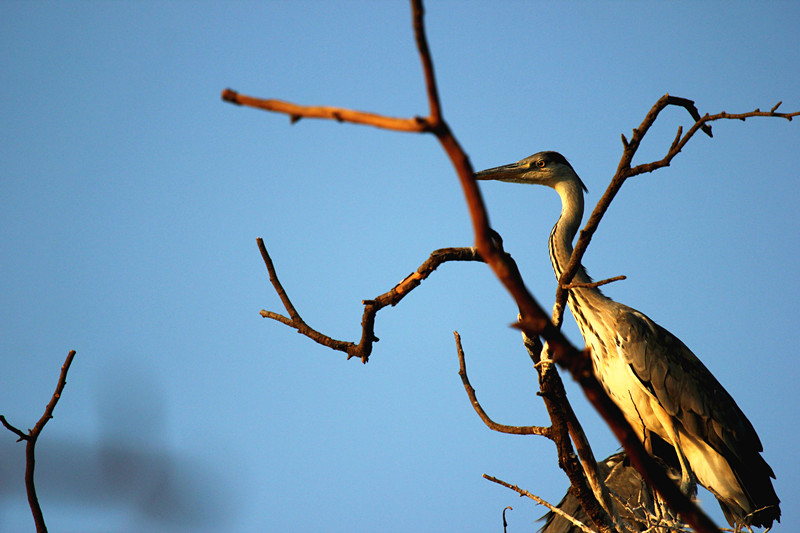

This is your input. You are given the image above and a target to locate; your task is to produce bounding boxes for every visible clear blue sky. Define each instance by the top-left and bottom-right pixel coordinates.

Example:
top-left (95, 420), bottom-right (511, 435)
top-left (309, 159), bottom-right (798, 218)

top-left (2, 1), bottom-right (798, 531)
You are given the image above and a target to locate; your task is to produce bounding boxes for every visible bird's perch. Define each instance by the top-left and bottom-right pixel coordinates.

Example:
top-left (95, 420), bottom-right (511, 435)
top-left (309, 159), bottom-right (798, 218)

top-left (224, 1), bottom-right (797, 531)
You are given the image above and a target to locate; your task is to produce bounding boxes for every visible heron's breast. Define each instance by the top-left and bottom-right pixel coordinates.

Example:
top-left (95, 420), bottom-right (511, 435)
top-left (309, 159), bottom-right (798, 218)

top-left (597, 341), bottom-right (666, 434)
top-left (570, 298), bottom-right (668, 436)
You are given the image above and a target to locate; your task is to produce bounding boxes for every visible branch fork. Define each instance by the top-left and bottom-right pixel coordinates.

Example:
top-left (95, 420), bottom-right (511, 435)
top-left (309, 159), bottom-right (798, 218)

top-left (1, 350), bottom-right (77, 533)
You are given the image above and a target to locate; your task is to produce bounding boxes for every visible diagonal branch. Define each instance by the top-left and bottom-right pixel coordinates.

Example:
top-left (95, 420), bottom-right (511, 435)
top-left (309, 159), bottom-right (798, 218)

top-left (483, 474), bottom-right (596, 533)
top-left (524, 335), bottom-right (618, 533)
top-left (1, 350), bottom-right (77, 533)
top-left (0, 415), bottom-right (28, 441)
top-left (258, 237), bottom-right (484, 363)
top-left (562, 275), bottom-right (626, 291)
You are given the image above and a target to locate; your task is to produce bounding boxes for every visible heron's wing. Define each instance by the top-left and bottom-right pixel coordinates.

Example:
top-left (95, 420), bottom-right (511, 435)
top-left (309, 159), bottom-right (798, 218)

top-left (619, 305), bottom-right (782, 527)
top-left (613, 306), bottom-right (767, 469)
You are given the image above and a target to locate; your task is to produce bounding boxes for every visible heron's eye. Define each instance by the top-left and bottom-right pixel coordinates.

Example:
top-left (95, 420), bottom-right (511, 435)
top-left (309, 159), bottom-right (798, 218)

top-left (536, 159), bottom-right (546, 168)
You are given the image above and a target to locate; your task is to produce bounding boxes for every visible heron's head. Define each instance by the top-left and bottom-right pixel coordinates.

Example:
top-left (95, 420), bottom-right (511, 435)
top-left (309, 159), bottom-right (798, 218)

top-left (474, 151), bottom-right (587, 193)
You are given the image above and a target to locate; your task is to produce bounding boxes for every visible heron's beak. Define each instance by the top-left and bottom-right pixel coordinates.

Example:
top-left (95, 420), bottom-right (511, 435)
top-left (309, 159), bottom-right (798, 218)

top-left (474, 162), bottom-right (526, 183)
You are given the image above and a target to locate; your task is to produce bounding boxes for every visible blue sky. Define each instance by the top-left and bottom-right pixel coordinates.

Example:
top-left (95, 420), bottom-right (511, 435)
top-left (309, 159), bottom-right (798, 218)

top-left (2, 1), bottom-right (798, 531)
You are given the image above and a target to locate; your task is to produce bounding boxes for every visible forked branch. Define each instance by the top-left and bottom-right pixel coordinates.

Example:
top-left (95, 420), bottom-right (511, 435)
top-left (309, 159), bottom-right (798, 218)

top-left (554, 94), bottom-right (799, 323)
top-left (258, 237), bottom-right (483, 363)
top-left (1, 350), bottom-right (77, 533)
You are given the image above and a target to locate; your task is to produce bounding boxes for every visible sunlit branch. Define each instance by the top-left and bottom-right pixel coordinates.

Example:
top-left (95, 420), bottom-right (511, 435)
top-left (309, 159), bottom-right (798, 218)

top-left (454, 331), bottom-right (550, 437)
top-left (258, 237), bottom-right (484, 363)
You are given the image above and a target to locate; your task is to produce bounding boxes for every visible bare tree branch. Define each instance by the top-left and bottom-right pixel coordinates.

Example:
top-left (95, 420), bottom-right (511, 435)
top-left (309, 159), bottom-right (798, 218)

top-left (221, 89), bottom-right (431, 133)
top-left (483, 474), bottom-right (596, 533)
top-left (403, 31), bottom-right (712, 533)
top-left (562, 275), bottom-right (627, 291)
top-left (454, 331), bottom-right (550, 437)
top-left (0, 416), bottom-right (28, 441)
top-left (554, 94), bottom-right (799, 321)
top-left (524, 336), bottom-right (618, 533)
top-left (258, 237), bottom-right (483, 363)
top-left (1, 350), bottom-right (77, 533)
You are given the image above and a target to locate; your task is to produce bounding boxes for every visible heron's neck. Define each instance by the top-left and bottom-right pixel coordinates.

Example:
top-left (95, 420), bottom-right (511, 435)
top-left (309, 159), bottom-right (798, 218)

top-left (547, 178), bottom-right (613, 350)
top-left (549, 181), bottom-right (607, 308)
top-left (548, 180), bottom-right (593, 285)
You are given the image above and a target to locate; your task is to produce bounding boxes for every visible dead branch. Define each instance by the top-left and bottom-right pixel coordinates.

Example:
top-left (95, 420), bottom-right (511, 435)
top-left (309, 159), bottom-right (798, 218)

top-left (554, 94), bottom-right (799, 322)
top-left (524, 336), bottom-right (618, 533)
top-left (529, 319), bottom-right (626, 530)
top-left (258, 237), bottom-right (483, 363)
top-left (453, 331), bottom-right (549, 437)
top-left (562, 275), bottom-right (627, 291)
top-left (360, 25), bottom-right (722, 533)
top-left (221, 89), bottom-right (431, 132)
top-left (1, 350), bottom-right (77, 533)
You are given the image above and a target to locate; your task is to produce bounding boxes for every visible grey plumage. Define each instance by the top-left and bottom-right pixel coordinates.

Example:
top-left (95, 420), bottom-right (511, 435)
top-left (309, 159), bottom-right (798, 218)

top-left (476, 152), bottom-right (779, 529)
top-left (539, 452), bottom-right (681, 533)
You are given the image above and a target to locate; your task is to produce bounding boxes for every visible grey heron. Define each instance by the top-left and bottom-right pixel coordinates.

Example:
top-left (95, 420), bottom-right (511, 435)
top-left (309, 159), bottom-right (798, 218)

top-left (540, 451), bottom-right (682, 533)
top-left (476, 151), bottom-right (780, 529)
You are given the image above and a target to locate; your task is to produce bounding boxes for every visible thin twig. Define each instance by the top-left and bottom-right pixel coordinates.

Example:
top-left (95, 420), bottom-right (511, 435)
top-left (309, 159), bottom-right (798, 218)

top-left (411, 0), bottom-right (442, 126)
top-left (483, 474), bottom-right (596, 533)
top-left (0, 416), bottom-right (28, 441)
top-left (1, 350), bottom-right (76, 533)
top-left (257, 238), bottom-right (354, 355)
top-left (562, 275), bottom-right (626, 291)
